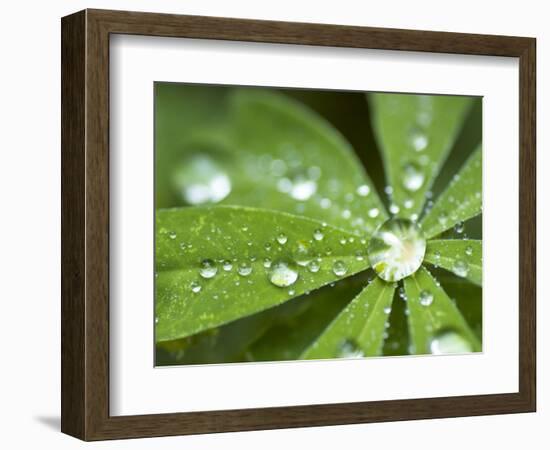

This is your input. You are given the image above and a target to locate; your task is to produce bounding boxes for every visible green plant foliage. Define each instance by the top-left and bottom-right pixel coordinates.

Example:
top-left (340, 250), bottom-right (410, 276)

top-left (404, 267), bottom-right (481, 354)
top-left (369, 93), bottom-right (473, 219)
top-left (424, 239), bottom-right (482, 285)
top-left (301, 277), bottom-right (395, 359)
top-left (421, 146), bottom-right (482, 238)
top-left (156, 206), bottom-right (371, 342)
top-left (155, 85), bottom-right (483, 364)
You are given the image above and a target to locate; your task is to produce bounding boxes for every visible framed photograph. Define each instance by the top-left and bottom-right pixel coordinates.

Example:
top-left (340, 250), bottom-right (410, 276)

top-left (61, 9), bottom-right (536, 440)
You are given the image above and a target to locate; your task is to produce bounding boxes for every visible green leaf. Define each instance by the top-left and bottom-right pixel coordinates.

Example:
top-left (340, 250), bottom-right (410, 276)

top-left (434, 271), bottom-right (482, 341)
top-left (420, 146), bottom-right (482, 238)
top-left (424, 239), bottom-right (482, 285)
top-left (403, 267), bottom-right (480, 355)
top-left (155, 86), bottom-right (388, 233)
top-left (156, 288), bottom-right (313, 365)
top-left (369, 93), bottom-right (472, 219)
top-left (156, 206), bottom-right (371, 342)
top-left (300, 277), bottom-right (395, 359)
top-left (224, 90), bottom-right (388, 233)
top-left (247, 274), bottom-right (366, 361)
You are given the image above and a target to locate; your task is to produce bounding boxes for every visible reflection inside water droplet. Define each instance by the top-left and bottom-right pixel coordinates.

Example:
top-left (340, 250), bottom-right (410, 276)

top-left (367, 218), bottom-right (426, 282)
top-left (268, 261), bottom-right (299, 287)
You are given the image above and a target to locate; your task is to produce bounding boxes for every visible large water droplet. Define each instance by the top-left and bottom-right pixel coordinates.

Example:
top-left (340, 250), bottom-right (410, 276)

top-left (402, 162), bottom-right (425, 192)
top-left (429, 330), bottom-right (473, 354)
top-left (174, 154), bottom-right (231, 205)
top-left (199, 259), bottom-right (217, 279)
top-left (419, 290), bottom-right (434, 306)
top-left (332, 260), bottom-right (348, 277)
top-left (268, 261), bottom-right (299, 287)
top-left (367, 218), bottom-right (426, 282)
top-left (452, 259), bottom-right (469, 278)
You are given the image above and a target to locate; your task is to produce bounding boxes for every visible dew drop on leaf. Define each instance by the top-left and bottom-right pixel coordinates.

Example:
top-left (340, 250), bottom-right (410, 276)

top-left (429, 330), bottom-right (473, 354)
top-left (268, 261), bottom-right (299, 287)
top-left (367, 218), bottom-right (426, 282)
top-left (263, 258), bottom-right (272, 268)
top-left (356, 184), bottom-right (370, 197)
top-left (222, 260), bottom-right (233, 271)
top-left (190, 281), bottom-right (202, 293)
top-left (313, 229), bottom-right (324, 241)
top-left (168, 231), bottom-right (177, 240)
top-left (368, 207), bottom-right (380, 218)
top-left (452, 259), bottom-right (469, 278)
top-left (454, 221), bottom-right (465, 234)
top-left (237, 262), bottom-right (253, 277)
top-left (338, 339), bottom-right (364, 358)
top-left (307, 260), bottom-right (320, 273)
top-left (465, 245), bottom-right (473, 256)
top-left (402, 162), bottom-right (425, 192)
top-left (332, 260), bottom-right (348, 277)
top-left (277, 233), bottom-right (288, 245)
top-left (199, 259), bottom-right (217, 279)
top-left (419, 289), bottom-right (434, 306)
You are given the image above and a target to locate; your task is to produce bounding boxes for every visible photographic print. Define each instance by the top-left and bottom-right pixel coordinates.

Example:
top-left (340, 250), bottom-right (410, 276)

top-left (154, 83), bottom-right (482, 366)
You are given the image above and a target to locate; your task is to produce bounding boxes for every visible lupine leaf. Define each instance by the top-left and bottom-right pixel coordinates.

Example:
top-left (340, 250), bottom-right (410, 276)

top-left (403, 267), bottom-right (480, 355)
top-left (156, 206), bottom-right (371, 342)
top-left (421, 146), bottom-right (482, 238)
top-left (424, 239), bottom-right (482, 285)
top-left (369, 93), bottom-right (472, 219)
top-left (156, 86), bottom-right (388, 233)
top-left (300, 277), bottom-right (395, 359)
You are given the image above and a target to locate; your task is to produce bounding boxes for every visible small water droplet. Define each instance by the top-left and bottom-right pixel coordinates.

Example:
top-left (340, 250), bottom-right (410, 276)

top-left (368, 207), bottom-right (380, 218)
top-left (404, 199), bottom-right (414, 209)
top-left (454, 221), bottom-right (465, 234)
top-left (429, 329), bottom-right (473, 354)
top-left (356, 184), bottom-right (370, 197)
top-left (355, 250), bottom-right (364, 261)
top-left (222, 260), bottom-right (233, 271)
top-left (263, 258), bottom-right (272, 268)
top-left (313, 229), bottom-right (324, 241)
top-left (419, 290), bottom-right (434, 306)
top-left (320, 198), bottom-right (332, 209)
top-left (389, 204), bottom-right (400, 215)
top-left (307, 260), bottom-right (320, 273)
top-left (332, 260), bottom-right (348, 277)
top-left (341, 209), bottom-right (352, 219)
top-left (199, 259), bottom-right (217, 279)
top-left (168, 231), bottom-right (177, 240)
top-left (452, 259), bottom-right (469, 278)
top-left (402, 162), bottom-right (425, 192)
top-left (237, 262), bottom-right (253, 277)
top-left (288, 289), bottom-right (296, 296)
top-left (277, 233), bottom-right (288, 245)
top-left (383, 306), bottom-right (392, 314)
top-left (268, 261), bottom-right (299, 287)
top-left (338, 339), bottom-right (364, 358)
top-left (190, 281), bottom-right (202, 293)
top-left (465, 245), bottom-right (473, 256)
top-left (410, 129), bottom-right (429, 152)
top-left (438, 212), bottom-right (448, 225)
top-left (264, 242), bottom-right (272, 251)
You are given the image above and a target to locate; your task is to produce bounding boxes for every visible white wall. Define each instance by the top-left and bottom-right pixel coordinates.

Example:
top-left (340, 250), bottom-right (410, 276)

top-left (0, 0), bottom-right (546, 448)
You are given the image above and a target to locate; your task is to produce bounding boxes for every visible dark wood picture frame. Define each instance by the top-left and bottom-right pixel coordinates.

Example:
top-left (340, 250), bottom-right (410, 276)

top-left (61, 9), bottom-right (536, 441)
